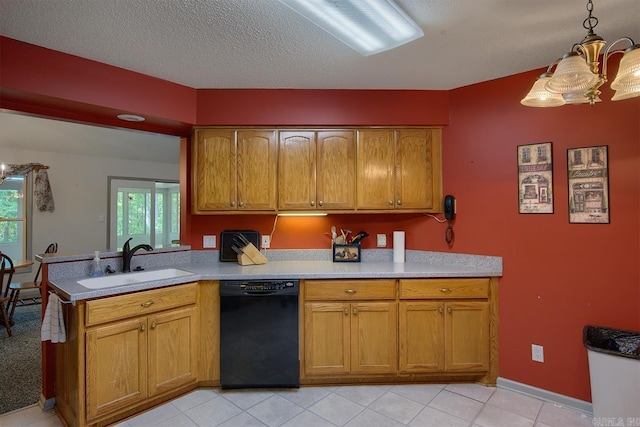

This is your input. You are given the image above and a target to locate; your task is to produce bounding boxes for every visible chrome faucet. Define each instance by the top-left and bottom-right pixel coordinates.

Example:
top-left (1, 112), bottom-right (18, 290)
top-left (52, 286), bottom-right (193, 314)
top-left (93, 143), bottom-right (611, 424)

top-left (122, 237), bottom-right (153, 273)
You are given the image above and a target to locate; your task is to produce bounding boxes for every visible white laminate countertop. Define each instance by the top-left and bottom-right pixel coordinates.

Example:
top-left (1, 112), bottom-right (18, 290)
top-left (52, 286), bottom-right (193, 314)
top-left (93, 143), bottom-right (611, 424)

top-left (45, 249), bottom-right (502, 302)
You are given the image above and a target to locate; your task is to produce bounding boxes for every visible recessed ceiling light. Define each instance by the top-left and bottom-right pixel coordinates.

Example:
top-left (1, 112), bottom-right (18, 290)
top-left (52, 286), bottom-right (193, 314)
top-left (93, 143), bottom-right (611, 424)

top-left (117, 114), bottom-right (145, 122)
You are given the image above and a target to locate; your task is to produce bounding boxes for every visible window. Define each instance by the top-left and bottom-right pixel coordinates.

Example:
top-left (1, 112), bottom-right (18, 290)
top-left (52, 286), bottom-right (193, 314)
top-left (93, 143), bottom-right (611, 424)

top-left (0, 175), bottom-right (30, 261)
top-left (108, 178), bottom-right (179, 250)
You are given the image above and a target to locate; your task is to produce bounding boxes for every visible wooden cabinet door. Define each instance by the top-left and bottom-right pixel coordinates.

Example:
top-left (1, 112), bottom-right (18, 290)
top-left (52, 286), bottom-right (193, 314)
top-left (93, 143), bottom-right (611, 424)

top-left (237, 130), bottom-right (277, 211)
top-left (147, 306), bottom-right (198, 396)
top-left (399, 301), bottom-right (445, 373)
top-left (396, 129), bottom-right (438, 210)
top-left (350, 302), bottom-right (397, 374)
top-left (86, 317), bottom-right (147, 420)
top-left (445, 301), bottom-right (489, 371)
top-left (357, 129), bottom-right (395, 209)
top-left (192, 129), bottom-right (237, 212)
top-left (279, 131), bottom-right (317, 210)
top-left (316, 131), bottom-right (356, 210)
top-left (304, 302), bottom-right (350, 375)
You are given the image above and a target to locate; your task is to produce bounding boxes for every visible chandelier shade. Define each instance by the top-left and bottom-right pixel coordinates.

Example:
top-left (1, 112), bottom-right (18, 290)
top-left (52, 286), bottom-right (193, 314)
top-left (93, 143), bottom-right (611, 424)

top-left (545, 53), bottom-right (600, 94)
top-left (521, 0), bottom-right (640, 107)
top-left (520, 73), bottom-right (566, 107)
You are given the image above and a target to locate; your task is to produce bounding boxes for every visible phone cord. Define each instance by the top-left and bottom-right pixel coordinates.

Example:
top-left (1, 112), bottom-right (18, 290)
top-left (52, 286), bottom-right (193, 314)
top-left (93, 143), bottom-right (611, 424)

top-left (445, 223), bottom-right (454, 245)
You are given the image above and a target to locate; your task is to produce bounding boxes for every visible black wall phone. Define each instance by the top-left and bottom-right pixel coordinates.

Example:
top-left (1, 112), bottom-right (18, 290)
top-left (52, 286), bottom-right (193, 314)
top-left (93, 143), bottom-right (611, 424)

top-left (444, 195), bottom-right (456, 221)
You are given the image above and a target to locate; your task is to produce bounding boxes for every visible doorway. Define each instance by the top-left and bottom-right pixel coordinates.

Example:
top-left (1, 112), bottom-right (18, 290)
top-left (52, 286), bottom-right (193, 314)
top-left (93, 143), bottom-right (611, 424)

top-left (108, 178), bottom-right (180, 250)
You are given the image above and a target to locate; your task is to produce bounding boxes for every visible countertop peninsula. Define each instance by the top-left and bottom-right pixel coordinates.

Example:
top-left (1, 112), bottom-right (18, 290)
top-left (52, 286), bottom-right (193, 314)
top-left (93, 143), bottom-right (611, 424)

top-left (43, 248), bottom-right (503, 302)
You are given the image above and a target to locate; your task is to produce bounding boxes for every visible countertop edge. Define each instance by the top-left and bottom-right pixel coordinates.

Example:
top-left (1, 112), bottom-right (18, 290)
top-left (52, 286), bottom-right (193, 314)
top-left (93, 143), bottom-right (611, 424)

top-left (48, 258), bottom-right (502, 303)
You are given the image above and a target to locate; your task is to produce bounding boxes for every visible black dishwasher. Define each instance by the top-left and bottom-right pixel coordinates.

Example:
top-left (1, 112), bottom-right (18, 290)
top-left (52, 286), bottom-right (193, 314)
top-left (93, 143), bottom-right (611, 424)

top-left (219, 279), bottom-right (300, 389)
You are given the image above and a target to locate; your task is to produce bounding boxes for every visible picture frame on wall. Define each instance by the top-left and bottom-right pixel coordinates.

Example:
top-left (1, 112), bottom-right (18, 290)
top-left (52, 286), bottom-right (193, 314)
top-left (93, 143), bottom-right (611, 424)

top-left (567, 145), bottom-right (610, 224)
top-left (517, 142), bottom-right (554, 214)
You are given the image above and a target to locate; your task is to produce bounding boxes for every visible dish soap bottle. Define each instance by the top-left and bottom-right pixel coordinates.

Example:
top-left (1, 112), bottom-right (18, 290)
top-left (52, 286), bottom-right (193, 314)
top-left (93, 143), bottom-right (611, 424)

top-left (90, 251), bottom-right (103, 277)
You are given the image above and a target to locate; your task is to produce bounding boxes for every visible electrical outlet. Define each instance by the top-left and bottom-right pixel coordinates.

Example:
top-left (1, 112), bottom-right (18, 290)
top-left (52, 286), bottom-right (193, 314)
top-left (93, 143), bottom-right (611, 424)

top-left (203, 235), bottom-right (216, 248)
top-left (262, 235), bottom-right (270, 249)
top-left (377, 234), bottom-right (387, 247)
top-left (532, 344), bottom-right (544, 363)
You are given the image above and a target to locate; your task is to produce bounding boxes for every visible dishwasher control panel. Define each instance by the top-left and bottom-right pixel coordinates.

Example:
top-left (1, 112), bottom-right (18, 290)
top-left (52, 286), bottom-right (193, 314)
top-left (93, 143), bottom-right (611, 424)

top-left (220, 279), bottom-right (299, 296)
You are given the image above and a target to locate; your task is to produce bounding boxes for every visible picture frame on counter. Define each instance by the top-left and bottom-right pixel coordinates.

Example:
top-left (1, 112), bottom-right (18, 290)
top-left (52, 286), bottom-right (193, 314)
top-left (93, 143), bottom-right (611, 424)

top-left (517, 142), bottom-right (554, 214)
top-left (567, 145), bottom-right (610, 224)
top-left (332, 244), bottom-right (361, 262)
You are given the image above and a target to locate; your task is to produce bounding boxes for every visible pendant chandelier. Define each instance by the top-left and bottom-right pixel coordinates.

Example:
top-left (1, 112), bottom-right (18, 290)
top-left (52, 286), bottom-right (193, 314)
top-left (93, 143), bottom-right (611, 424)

top-left (521, 0), bottom-right (640, 107)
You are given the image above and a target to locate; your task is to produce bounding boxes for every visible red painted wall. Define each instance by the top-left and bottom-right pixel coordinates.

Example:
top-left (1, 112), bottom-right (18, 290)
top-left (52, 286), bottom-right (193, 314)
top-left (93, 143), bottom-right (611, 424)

top-left (435, 70), bottom-right (639, 401)
top-left (2, 37), bottom-right (639, 403)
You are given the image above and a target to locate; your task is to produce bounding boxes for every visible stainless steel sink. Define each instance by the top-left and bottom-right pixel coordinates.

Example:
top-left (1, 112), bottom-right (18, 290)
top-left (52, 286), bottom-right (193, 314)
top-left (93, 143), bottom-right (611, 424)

top-left (77, 268), bottom-right (194, 289)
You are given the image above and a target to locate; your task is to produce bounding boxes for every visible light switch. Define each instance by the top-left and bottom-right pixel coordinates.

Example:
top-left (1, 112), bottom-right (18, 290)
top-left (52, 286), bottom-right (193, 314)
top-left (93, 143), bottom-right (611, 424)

top-left (203, 235), bottom-right (216, 248)
top-left (377, 234), bottom-right (387, 247)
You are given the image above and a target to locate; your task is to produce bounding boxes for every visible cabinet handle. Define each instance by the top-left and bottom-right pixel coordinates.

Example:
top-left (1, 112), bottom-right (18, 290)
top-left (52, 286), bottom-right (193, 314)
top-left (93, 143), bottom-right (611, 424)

top-left (439, 288), bottom-right (452, 293)
top-left (438, 307), bottom-right (443, 314)
top-left (318, 200), bottom-right (323, 207)
top-left (151, 322), bottom-right (157, 329)
top-left (397, 200), bottom-right (402, 205)
top-left (141, 301), bottom-right (154, 308)
top-left (447, 307), bottom-right (452, 314)
top-left (344, 308), bottom-right (349, 315)
top-left (388, 200), bottom-right (394, 205)
top-left (344, 289), bottom-right (356, 294)
top-left (352, 308), bottom-right (358, 315)
top-left (230, 201), bottom-right (235, 207)
top-left (140, 324), bottom-right (146, 332)
top-left (238, 201), bottom-right (244, 208)
top-left (310, 200), bottom-right (315, 206)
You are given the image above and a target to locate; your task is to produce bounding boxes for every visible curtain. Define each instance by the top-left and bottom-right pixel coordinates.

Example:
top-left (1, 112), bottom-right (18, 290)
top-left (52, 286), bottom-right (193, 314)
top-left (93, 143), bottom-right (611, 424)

top-left (5, 163), bottom-right (55, 212)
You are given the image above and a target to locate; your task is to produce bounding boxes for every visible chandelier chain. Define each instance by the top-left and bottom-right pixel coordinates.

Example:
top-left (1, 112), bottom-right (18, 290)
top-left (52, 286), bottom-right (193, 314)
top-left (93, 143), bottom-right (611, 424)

top-left (583, 0), bottom-right (598, 35)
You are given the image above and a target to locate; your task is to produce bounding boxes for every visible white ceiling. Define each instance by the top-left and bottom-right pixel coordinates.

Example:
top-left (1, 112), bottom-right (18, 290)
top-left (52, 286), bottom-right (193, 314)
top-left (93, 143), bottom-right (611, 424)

top-left (1, 0), bottom-right (639, 161)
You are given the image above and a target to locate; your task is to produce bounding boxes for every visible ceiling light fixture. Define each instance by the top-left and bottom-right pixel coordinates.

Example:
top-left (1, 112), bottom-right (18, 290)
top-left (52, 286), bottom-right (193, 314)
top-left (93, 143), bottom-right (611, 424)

top-left (277, 0), bottom-right (423, 56)
top-left (521, 0), bottom-right (640, 107)
top-left (117, 114), bottom-right (145, 122)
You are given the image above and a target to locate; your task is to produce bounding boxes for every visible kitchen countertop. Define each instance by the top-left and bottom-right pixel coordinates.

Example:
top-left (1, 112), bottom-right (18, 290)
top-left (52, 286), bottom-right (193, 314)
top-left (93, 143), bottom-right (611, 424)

top-left (45, 249), bottom-right (503, 302)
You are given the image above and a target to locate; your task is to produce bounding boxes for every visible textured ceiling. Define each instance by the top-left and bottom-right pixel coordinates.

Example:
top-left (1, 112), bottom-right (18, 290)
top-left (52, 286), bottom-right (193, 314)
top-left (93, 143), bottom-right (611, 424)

top-left (2, 0), bottom-right (639, 90)
top-left (1, 0), bottom-right (639, 163)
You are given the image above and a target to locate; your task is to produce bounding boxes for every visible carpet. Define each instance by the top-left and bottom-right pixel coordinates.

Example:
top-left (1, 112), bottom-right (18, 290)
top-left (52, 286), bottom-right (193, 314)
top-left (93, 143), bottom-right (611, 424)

top-left (0, 304), bottom-right (42, 414)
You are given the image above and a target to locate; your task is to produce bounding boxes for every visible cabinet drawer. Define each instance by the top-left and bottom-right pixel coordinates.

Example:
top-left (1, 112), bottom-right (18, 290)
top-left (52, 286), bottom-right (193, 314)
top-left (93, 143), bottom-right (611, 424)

top-left (86, 282), bottom-right (197, 326)
top-left (305, 279), bottom-right (396, 300)
top-left (399, 278), bottom-right (489, 299)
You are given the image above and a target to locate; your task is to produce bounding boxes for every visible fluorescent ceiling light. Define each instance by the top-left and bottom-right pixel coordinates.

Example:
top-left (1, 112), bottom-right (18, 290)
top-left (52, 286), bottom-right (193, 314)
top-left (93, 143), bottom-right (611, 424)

top-left (278, 0), bottom-right (424, 56)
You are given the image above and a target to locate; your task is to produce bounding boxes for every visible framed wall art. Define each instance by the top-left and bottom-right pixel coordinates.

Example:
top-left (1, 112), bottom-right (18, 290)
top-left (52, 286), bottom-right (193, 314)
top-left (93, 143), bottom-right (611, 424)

top-left (517, 142), bottom-right (554, 214)
top-left (567, 145), bottom-right (610, 224)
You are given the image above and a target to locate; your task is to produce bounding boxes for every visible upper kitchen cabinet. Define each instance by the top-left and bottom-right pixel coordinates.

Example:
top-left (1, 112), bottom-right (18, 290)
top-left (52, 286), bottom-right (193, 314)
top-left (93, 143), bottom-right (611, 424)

top-left (279, 130), bottom-right (356, 211)
top-left (192, 128), bottom-right (277, 213)
top-left (357, 128), bottom-right (442, 212)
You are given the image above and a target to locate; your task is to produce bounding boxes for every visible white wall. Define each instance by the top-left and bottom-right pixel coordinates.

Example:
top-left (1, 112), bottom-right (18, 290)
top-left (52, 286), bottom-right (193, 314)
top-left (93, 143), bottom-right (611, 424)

top-left (3, 147), bottom-right (179, 281)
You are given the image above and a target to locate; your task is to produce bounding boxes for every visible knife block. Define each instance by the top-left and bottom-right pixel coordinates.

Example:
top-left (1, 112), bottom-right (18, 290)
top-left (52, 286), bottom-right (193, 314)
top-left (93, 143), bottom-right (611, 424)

top-left (237, 242), bottom-right (268, 265)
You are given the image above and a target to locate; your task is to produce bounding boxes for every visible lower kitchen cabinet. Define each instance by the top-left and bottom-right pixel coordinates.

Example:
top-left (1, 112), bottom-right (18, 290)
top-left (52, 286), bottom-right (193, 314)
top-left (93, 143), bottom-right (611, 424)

top-left (302, 277), bottom-right (498, 386)
top-left (399, 301), bottom-right (489, 373)
top-left (303, 280), bottom-right (397, 378)
top-left (86, 306), bottom-right (198, 419)
top-left (55, 283), bottom-right (200, 427)
top-left (304, 301), bottom-right (397, 376)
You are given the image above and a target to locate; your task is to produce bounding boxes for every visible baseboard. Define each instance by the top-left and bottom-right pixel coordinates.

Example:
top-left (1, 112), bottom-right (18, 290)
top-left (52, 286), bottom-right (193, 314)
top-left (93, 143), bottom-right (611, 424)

top-left (39, 394), bottom-right (55, 411)
top-left (497, 377), bottom-right (593, 416)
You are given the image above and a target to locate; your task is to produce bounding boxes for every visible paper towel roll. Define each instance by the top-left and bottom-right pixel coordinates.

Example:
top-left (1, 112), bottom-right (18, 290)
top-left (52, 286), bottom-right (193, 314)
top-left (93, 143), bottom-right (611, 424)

top-left (393, 231), bottom-right (405, 263)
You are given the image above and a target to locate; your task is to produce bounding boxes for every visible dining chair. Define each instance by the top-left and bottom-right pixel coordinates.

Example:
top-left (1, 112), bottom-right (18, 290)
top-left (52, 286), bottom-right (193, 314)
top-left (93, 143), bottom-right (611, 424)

top-left (7, 242), bottom-right (58, 322)
top-left (0, 252), bottom-right (15, 337)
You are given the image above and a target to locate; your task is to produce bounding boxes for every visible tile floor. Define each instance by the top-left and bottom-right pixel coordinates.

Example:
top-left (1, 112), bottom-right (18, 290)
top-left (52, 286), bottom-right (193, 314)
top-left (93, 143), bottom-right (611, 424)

top-left (0, 383), bottom-right (594, 427)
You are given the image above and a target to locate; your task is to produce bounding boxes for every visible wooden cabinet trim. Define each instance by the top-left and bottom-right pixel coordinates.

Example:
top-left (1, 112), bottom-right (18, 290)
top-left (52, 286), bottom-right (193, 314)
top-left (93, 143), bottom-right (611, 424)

top-left (399, 278), bottom-right (489, 299)
top-left (304, 279), bottom-right (396, 300)
top-left (85, 282), bottom-right (197, 326)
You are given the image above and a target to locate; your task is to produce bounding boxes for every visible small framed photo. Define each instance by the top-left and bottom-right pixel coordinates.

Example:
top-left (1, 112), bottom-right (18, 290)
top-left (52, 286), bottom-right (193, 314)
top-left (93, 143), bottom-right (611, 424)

top-left (567, 145), bottom-right (610, 224)
top-left (517, 142), bottom-right (554, 214)
top-left (333, 244), bottom-right (361, 262)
